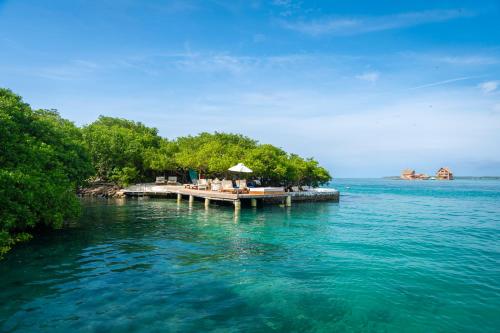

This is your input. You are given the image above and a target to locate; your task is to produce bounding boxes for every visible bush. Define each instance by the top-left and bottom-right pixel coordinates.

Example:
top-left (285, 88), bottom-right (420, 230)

top-left (0, 88), bottom-right (92, 256)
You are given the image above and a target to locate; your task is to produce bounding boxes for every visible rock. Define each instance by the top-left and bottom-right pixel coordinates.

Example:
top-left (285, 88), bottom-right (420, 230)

top-left (78, 182), bottom-right (124, 198)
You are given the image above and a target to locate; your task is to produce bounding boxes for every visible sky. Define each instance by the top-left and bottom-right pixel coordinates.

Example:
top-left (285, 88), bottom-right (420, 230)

top-left (1, 0), bottom-right (500, 177)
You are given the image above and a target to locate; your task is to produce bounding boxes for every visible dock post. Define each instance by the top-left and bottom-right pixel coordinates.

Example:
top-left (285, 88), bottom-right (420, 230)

top-left (177, 193), bottom-right (182, 203)
top-left (251, 198), bottom-right (257, 208)
top-left (205, 198), bottom-right (210, 208)
top-left (189, 195), bottom-right (194, 205)
top-left (285, 195), bottom-right (292, 207)
top-left (234, 200), bottom-right (241, 211)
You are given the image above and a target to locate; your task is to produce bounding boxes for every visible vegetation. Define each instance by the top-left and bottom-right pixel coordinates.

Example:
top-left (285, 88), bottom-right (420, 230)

top-left (81, 116), bottom-right (167, 186)
top-left (1, 88), bottom-right (331, 256)
top-left (82, 123), bottom-right (332, 187)
top-left (0, 89), bottom-right (93, 256)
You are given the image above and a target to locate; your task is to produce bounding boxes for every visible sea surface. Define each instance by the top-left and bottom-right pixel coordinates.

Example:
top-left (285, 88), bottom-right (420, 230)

top-left (1, 179), bottom-right (499, 332)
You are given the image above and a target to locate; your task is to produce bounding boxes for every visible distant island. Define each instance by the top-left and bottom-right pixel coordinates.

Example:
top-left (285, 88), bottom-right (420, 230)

top-left (399, 167), bottom-right (454, 180)
top-left (384, 174), bottom-right (500, 180)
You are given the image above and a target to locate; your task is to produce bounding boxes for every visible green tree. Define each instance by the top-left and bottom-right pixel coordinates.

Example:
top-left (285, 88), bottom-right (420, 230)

top-left (0, 89), bottom-right (93, 256)
top-left (143, 139), bottom-right (178, 175)
top-left (82, 116), bottom-right (162, 183)
top-left (175, 132), bottom-right (257, 177)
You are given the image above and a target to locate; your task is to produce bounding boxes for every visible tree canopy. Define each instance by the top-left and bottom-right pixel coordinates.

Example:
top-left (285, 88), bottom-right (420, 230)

top-left (0, 89), bottom-right (93, 256)
top-left (81, 119), bottom-right (332, 187)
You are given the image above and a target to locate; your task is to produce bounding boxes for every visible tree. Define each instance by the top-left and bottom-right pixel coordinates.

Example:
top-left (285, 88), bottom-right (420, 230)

top-left (82, 116), bottom-right (163, 184)
top-left (0, 89), bottom-right (93, 256)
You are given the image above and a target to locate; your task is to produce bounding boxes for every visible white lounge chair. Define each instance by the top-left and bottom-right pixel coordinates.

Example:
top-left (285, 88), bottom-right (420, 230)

top-left (167, 176), bottom-right (178, 185)
top-left (221, 180), bottom-right (234, 192)
top-left (185, 179), bottom-right (198, 189)
top-left (155, 176), bottom-right (166, 184)
top-left (197, 179), bottom-right (209, 190)
top-left (236, 179), bottom-right (248, 190)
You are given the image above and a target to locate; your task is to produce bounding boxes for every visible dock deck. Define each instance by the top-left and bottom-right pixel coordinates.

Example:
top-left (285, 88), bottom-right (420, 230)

top-left (123, 184), bottom-right (339, 209)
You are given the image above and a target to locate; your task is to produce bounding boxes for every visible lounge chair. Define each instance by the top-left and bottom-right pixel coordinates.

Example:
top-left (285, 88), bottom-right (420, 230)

top-left (211, 178), bottom-right (221, 191)
top-left (198, 179), bottom-right (209, 190)
top-left (222, 180), bottom-right (247, 194)
top-left (291, 186), bottom-right (300, 192)
top-left (236, 179), bottom-right (248, 190)
top-left (155, 176), bottom-right (166, 184)
top-left (221, 180), bottom-right (234, 192)
top-left (167, 176), bottom-right (178, 185)
top-left (185, 179), bottom-right (198, 189)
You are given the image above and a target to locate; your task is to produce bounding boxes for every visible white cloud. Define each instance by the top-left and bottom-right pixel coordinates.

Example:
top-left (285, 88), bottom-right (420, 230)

top-left (478, 81), bottom-right (499, 94)
top-left (409, 76), bottom-right (480, 90)
top-left (356, 71), bottom-right (379, 82)
top-left (437, 55), bottom-right (499, 65)
top-left (272, 0), bottom-right (300, 16)
top-left (281, 9), bottom-right (472, 36)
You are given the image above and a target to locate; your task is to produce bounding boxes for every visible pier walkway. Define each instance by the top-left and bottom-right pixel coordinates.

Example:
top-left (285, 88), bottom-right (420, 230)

top-left (123, 184), bottom-right (339, 210)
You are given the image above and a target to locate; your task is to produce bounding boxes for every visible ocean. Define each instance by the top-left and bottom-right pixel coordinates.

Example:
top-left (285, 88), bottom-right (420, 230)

top-left (1, 179), bottom-right (499, 332)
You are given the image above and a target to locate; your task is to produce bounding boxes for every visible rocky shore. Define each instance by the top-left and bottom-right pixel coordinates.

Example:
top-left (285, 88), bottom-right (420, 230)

top-left (78, 183), bottom-right (125, 198)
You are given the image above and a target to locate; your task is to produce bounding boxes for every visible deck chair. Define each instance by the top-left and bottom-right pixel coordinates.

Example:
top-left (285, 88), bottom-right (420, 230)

top-left (185, 178), bottom-right (198, 189)
top-left (236, 179), bottom-right (248, 190)
top-left (155, 176), bottom-right (166, 184)
top-left (211, 178), bottom-right (221, 191)
top-left (221, 180), bottom-right (235, 192)
top-left (198, 179), bottom-right (209, 190)
top-left (167, 176), bottom-right (177, 185)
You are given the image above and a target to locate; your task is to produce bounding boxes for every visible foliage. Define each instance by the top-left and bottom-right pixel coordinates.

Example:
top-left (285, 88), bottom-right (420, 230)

top-left (110, 166), bottom-right (139, 187)
top-left (81, 120), bottom-right (332, 186)
top-left (0, 88), bottom-right (93, 257)
top-left (175, 132), bottom-right (256, 177)
top-left (82, 116), bottom-right (164, 181)
top-left (143, 139), bottom-right (178, 174)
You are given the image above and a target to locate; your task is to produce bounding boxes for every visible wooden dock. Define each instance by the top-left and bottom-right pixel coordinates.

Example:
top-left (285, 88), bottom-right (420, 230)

top-left (123, 184), bottom-right (339, 210)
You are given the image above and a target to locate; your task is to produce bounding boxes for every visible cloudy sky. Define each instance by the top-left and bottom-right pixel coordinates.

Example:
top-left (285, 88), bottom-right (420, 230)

top-left (1, 0), bottom-right (500, 177)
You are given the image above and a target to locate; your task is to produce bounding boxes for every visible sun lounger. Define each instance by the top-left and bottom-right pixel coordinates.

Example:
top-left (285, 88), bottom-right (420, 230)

top-left (155, 176), bottom-right (166, 184)
top-left (221, 180), bottom-right (234, 192)
top-left (197, 178), bottom-right (209, 190)
top-left (167, 176), bottom-right (178, 185)
top-left (236, 179), bottom-right (248, 190)
top-left (248, 187), bottom-right (285, 194)
top-left (185, 179), bottom-right (198, 189)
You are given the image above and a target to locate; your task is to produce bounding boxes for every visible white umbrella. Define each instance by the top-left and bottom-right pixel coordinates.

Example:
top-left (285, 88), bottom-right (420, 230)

top-left (228, 163), bottom-right (252, 173)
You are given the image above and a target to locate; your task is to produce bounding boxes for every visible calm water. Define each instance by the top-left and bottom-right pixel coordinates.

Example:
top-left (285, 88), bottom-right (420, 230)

top-left (1, 179), bottom-right (499, 332)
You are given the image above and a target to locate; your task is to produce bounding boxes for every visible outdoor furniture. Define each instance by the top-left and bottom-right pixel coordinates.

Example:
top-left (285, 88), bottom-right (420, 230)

top-left (221, 180), bottom-right (235, 192)
top-left (167, 176), bottom-right (178, 185)
top-left (248, 187), bottom-right (285, 195)
top-left (198, 179), bottom-right (209, 190)
top-left (291, 186), bottom-right (300, 192)
top-left (185, 179), bottom-right (198, 189)
top-left (236, 179), bottom-right (248, 190)
top-left (211, 178), bottom-right (221, 191)
top-left (155, 176), bottom-right (166, 184)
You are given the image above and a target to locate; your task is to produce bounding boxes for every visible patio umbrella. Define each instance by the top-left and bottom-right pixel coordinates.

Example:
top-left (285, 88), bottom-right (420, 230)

top-left (228, 163), bottom-right (253, 197)
top-left (228, 163), bottom-right (253, 173)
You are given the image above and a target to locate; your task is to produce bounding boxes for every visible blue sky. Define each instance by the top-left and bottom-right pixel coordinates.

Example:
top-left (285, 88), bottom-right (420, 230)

top-left (1, 0), bottom-right (500, 177)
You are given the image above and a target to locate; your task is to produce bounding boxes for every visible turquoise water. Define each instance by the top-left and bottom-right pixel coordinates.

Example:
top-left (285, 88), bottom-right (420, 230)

top-left (1, 179), bottom-right (499, 332)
